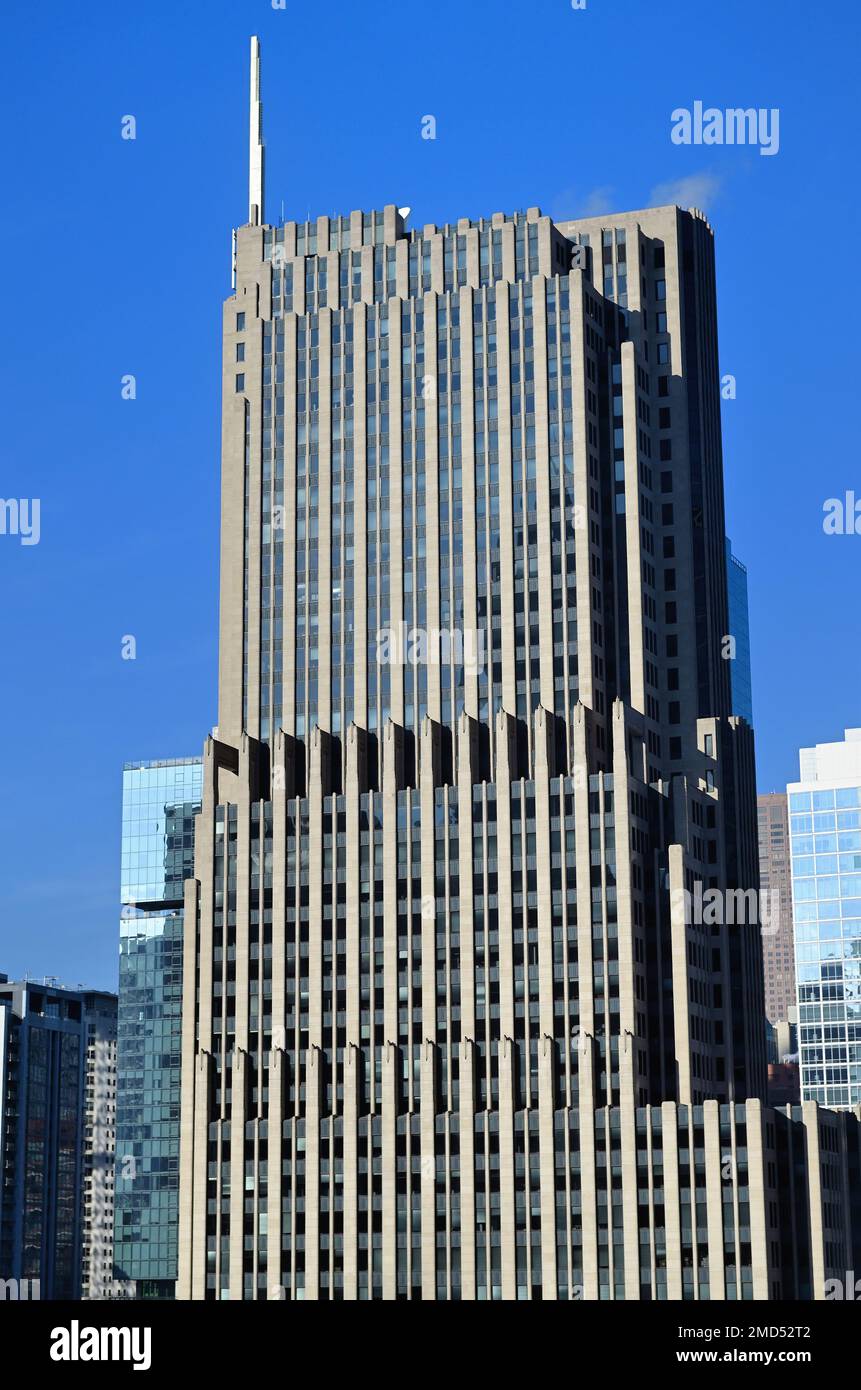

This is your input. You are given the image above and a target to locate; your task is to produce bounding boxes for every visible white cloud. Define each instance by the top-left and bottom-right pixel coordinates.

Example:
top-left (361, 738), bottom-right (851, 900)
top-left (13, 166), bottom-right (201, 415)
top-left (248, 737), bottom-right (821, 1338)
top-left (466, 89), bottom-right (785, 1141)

top-left (549, 185), bottom-right (616, 220)
top-left (649, 171), bottom-right (722, 211)
top-left (577, 185), bottom-right (616, 217)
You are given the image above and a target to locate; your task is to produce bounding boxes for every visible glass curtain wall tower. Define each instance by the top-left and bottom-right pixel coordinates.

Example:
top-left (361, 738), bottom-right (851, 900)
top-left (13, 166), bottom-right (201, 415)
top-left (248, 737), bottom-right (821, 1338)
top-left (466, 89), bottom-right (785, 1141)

top-left (789, 730), bottom-right (861, 1111)
top-left (115, 758), bottom-right (203, 1298)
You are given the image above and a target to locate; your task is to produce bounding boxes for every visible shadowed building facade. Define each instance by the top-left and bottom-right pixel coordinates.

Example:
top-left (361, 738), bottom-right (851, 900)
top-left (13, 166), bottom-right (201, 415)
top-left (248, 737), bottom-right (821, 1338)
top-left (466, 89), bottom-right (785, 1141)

top-left (725, 538), bottom-right (752, 726)
top-left (176, 39), bottom-right (861, 1301)
top-left (0, 979), bottom-right (119, 1300)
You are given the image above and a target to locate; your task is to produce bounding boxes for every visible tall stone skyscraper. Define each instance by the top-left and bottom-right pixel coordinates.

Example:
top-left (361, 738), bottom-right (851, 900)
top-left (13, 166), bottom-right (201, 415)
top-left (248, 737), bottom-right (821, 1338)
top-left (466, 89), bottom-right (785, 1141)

top-left (178, 39), bottom-right (861, 1301)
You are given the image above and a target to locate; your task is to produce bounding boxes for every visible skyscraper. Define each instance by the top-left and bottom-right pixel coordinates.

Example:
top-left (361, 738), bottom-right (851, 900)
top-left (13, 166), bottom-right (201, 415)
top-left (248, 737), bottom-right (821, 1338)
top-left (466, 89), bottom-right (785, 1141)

top-left (789, 729), bottom-right (861, 1111)
top-left (80, 989), bottom-right (124, 1300)
top-left (177, 39), bottom-right (861, 1301)
top-left (0, 977), bottom-right (119, 1300)
top-left (725, 538), bottom-right (753, 725)
top-left (115, 757), bottom-right (202, 1299)
top-left (758, 793), bottom-right (796, 1026)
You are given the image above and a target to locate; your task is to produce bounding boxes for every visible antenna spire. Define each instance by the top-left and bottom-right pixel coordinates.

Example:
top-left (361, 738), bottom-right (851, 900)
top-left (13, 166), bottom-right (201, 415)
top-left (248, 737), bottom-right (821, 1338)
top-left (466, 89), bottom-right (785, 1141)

top-left (249, 36), bottom-right (264, 226)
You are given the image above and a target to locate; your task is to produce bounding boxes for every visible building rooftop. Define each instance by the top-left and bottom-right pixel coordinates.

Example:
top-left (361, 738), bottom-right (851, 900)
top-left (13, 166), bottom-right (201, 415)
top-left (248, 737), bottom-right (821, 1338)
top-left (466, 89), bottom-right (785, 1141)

top-left (793, 728), bottom-right (861, 786)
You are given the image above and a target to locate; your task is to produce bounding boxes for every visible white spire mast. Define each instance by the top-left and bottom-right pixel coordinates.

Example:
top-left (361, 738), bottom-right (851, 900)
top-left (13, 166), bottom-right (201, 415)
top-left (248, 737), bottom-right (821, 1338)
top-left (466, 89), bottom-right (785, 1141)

top-left (248, 36), bottom-right (264, 226)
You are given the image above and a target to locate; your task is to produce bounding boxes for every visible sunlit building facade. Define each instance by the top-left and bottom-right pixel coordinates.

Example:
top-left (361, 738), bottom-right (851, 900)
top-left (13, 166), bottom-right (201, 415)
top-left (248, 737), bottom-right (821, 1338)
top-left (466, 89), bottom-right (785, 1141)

top-left (789, 730), bottom-right (861, 1110)
top-left (175, 39), bottom-right (861, 1302)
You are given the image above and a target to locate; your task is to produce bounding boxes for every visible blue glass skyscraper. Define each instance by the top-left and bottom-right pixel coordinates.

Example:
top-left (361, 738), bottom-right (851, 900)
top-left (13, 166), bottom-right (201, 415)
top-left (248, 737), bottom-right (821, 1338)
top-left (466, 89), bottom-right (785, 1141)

top-left (0, 977), bottom-right (118, 1300)
top-left (789, 729), bottom-right (861, 1109)
top-left (114, 757), bottom-right (202, 1299)
top-left (725, 537), bottom-right (753, 725)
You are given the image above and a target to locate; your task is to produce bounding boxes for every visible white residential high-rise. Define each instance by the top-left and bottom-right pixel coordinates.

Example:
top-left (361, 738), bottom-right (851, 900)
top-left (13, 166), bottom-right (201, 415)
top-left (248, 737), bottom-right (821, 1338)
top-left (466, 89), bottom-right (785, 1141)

top-left (80, 990), bottom-right (126, 1300)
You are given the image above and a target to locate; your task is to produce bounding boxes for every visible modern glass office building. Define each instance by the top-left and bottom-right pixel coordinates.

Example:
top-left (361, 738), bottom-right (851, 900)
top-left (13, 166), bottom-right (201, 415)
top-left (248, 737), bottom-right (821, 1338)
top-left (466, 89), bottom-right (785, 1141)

top-left (789, 729), bottom-right (861, 1109)
top-left (0, 977), bottom-right (118, 1300)
top-left (114, 757), bottom-right (202, 1299)
top-left (725, 538), bottom-right (753, 725)
top-left (0, 979), bottom-right (83, 1300)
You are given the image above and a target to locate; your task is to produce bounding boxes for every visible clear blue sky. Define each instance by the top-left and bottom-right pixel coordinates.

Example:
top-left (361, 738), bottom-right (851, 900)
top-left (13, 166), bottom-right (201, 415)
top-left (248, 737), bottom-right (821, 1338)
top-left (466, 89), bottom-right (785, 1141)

top-left (1, 0), bottom-right (858, 989)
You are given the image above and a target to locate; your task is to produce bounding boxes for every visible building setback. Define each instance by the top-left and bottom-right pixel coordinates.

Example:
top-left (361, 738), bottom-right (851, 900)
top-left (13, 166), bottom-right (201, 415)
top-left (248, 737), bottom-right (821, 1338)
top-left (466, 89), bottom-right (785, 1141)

top-left (176, 39), bottom-right (861, 1300)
